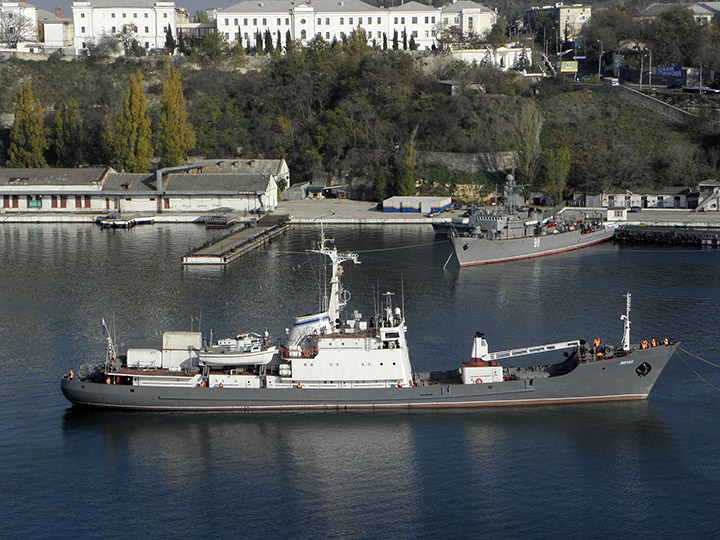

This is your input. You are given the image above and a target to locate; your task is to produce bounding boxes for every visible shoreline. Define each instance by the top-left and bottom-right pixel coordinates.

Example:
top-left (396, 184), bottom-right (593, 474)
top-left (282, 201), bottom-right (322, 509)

top-left (2, 199), bottom-right (720, 228)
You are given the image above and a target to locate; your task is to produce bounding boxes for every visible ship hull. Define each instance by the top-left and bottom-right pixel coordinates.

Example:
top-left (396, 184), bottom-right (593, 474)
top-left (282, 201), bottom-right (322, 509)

top-left (61, 345), bottom-right (675, 411)
top-left (450, 227), bottom-right (615, 267)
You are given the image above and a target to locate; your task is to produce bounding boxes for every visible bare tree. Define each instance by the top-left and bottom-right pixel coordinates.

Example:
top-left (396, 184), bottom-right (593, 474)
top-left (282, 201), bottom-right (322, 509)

top-left (0, 10), bottom-right (35, 48)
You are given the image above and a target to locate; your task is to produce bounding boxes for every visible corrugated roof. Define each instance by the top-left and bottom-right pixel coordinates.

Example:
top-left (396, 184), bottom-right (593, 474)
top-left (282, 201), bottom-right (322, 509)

top-left (635, 3), bottom-right (692, 18)
top-left (102, 171), bottom-right (274, 194)
top-left (192, 158), bottom-right (287, 176)
top-left (221, 0), bottom-right (384, 14)
top-left (0, 168), bottom-right (107, 186)
top-left (163, 173), bottom-right (272, 193)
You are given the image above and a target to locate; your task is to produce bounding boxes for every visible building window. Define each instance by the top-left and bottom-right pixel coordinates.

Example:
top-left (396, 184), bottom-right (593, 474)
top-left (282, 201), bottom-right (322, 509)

top-left (84, 196), bottom-right (90, 208)
top-left (326, 18), bottom-right (329, 24)
top-left (411, 30), bottom-right (417, 37)
top-left (412, 17), bottom-right (417, 24)
top-left (277, 18), bottom-right (281, 24)
top-left (443, 17), bottom-right (447, 24)
top-left (359, 17), bottom-right (362, 24)
top-left (377, 17), bottom-right (381, 24)
top-left (401, 17), bottom-right (405, 24)
top-left (431, 16), bottom-right (435, 23)
top-left (244, 32), bottom-right (249, 39)
top-left (285, 18), bottom-right (289, 25)
top-left (52, 196), bottom-right (59, 208)
top-left (301, 29), bottom-right (307, 39)
top-left (145, 41), bottom-right (149, 48)
top-left (3, 195), bottom-right (9, 208)
top-left (368, 31), bottom-right (372, 38)
top-left (225, 32), bottom-right (229, 39)
top-left (394, 17), bottom-right (397, 24)
top-left (317, 18), bottom-right (321, 25)
top-left (111, 26), bottom-right (116, 33)
top-left (163, 13), bottom-right (167, 18)
top-left (28, 196), bottom-right (42, 208)
top-left (145, 26), bottom-right (149, 32)
top-left (12, 195), bottom-right (19, 208)
top-left (145, 13), bottom-right (148, 18)
top-left (425, 16), bottom-right (428, 23)
top-left (81, 26), bottom-right (85, 33)
top-left (111, 13), bottom-right (115, 18)
top-left (80, 13), bottom-right (85, 18)
top-left (253, 18), bottom-right (257, 25)
top-left (60, 195), bottom-right (67, 209)
top-left (164, 198), bottom-right (170, 210)
top-left (326, 32), bottom-right (330, 38)
top-left (122, 13), bottom-right (126, 18)
top-left (262, 18), bottom-right (267, 25)
top-left (225, 18), bottom-right (229, 25)
top-left (349, 17), bottom-right (353, 24)
top-left (340, 17), bottom-right (344, 24)
top-left (234, 18), bottom-right (238, 25)
top-left (133, 13), bottom-right (137, 18)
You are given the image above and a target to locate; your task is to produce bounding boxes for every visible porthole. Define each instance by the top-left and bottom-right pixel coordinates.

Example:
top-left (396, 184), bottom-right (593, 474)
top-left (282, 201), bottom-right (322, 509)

top-left (300, 18), bottom-right (306, 24)
top-left (380, 362), bottom-right (383, 366)
top-left (393, 362), bottom-right (396, 365)
top-left (130, 388), bottom-right (135, 392)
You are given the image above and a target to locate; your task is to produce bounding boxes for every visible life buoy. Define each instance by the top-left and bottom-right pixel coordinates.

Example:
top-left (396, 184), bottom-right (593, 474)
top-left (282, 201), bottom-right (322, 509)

top-left (199, 380), bottom-right (205, 388)
top-left (68, 370), bottom-right (73, 380)
top-left (397, 381), bottom-right (402, 388)
top-left (475, 378), bottom-right (482, 384)
top-left (302, 349), bottom-right (312, 358)
top-left (219, 382), bottom-right (223, 388)
top-left (297, 382), bottom-right (302, 389)
top-left (503, 375), bottom-right (508, 381)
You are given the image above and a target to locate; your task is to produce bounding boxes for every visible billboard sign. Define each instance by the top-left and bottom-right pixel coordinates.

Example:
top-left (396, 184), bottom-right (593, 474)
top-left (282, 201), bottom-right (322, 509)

top-left (560, 61), bottom-right (578, 73)
top-left (655, 65), bottom-right (682, 78)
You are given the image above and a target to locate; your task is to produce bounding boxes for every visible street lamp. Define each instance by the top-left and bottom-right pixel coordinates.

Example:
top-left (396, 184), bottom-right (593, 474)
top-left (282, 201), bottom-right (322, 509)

top-left (597, 40), bottom-right (603, 79)
top-left (648, 49), bottom-right (652, 86)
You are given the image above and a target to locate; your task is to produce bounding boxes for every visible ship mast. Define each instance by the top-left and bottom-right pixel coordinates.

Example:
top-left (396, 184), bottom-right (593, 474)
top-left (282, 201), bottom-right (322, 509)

top-left (309, 230), bottom-right (359, 324)
top-left (621, 292), bottom-right (631, 351)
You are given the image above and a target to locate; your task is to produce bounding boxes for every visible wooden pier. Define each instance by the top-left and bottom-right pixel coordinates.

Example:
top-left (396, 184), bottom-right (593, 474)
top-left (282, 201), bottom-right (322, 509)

top-left (182, 215), bottom-right (290, 265)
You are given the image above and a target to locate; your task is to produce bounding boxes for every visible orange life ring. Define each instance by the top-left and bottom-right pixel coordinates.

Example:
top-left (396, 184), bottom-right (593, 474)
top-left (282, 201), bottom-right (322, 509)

top-left (68, 370), bottom-right (74, 380)
top-left (475, 378), bottom-right (482, 384)
top-left (297, 382), bottom-right (302, 389)
top-left (199, 380), bottom-right (205, 388)
top-left (302, 349), bottom-right (312, 358)
top-left (219, 382), bottom-right (223, 388)
top-left (397, 381), bottom-right (402, 388)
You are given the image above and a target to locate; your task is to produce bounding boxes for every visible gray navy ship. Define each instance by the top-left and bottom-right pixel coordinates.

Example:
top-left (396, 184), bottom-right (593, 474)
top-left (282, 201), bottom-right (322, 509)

top-left (435, 178), bottom-right (615, 267)
top-left (61, 236), bottom-right (676, 411)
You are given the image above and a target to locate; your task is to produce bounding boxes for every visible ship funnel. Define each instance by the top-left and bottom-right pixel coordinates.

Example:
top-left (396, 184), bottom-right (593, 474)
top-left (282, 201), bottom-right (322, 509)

top-left (471, 332), bottom-right (488, 359)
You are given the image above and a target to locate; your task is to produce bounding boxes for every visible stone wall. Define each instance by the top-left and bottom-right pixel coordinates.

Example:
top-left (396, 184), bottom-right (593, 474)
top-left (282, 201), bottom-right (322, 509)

top-left (416, 150), bottom-right (519, 173)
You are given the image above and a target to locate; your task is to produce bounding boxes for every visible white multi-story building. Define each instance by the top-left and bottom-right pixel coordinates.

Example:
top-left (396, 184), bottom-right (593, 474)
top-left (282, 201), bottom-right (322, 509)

top-left (0, 1), bottom-right (39, 47)
top-left (71, 0), bottom-right (177, 51)
top-left (217, 0), bottom-right (492, 51)
top-left (440, 0), bottom-right (497, 38)
top-left (523, 3), bottom-right (591, 42)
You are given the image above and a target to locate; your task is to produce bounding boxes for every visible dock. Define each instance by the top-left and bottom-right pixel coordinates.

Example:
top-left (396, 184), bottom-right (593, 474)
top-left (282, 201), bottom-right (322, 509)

top-left (182, 215), bottom-right (290, 265)
top-left (615, 225), bottom-right (720, 246)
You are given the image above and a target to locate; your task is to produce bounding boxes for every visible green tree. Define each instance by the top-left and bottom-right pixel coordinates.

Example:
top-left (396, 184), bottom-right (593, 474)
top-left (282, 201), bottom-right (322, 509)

top-left (54, 97), bottom-right (83, 167)
top-left (487, 19), bottom-right (508, 46)
top-left (8, 80), bottom-right (47, 168)
top-left (541, 146), bottom-right (571, 205)
top-left (165, 26), bottom-right (176, 53)
top-left (197, 31), bottom-right (228, 62)
top-left (649, 7), bottom-right (705, 66)
top-left (264, 29), bottom-right (274, 53)
top-left (158, 67), bottom-right (195, 168)
top-left (395, 127), bottom-right (418, 196)
top-left (112, 70), bottom-right (152, 172)
top-left (392, 30), bottom-right (399, 50)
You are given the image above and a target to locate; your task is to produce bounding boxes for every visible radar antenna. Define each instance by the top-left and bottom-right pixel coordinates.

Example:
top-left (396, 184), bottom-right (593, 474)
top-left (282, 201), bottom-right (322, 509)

top-left (620, 292), bottom-right (632, 351)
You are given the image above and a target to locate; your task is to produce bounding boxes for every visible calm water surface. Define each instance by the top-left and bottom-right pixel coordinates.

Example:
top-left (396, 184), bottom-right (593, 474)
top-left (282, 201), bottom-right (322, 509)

top-left (1, 224), bottom-right (719, 539)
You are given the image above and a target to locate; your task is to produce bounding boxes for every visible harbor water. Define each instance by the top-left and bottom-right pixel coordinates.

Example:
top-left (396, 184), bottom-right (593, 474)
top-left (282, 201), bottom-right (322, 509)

top-left (1, 224), bottom-right (719, 539)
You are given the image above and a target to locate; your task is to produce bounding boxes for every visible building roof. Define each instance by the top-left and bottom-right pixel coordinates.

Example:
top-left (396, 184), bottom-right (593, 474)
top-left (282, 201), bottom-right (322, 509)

top-left (71, 0), bottom-right (176, 9)
top-left (441, 1), bottom-right (494, 14)
top-left (0, 168), bottom-right (107, 187)
top-left (635, 3), bottom-right (692, 18)
top-left (389, 1), bottom-right (439, 12)
top-left (163, 173), bottom-right (273, 193)
top-left (220, 0), bottom-right (384, 14)
top-left (690, 2), bottom-right (720, 15)
top-left (102, 171), bottom-right (275, 194)
top-left (192, 158), bottom-right (288, 177)
top-left (37, 8), bottom-right (66, 23)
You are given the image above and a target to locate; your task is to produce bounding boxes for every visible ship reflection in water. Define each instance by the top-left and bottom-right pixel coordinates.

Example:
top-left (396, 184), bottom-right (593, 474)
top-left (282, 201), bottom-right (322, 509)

top-left (61, 402), bottom-right (671, 538)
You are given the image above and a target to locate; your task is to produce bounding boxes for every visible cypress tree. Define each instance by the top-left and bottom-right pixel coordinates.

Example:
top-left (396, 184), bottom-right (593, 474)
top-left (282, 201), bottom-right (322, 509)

top-left (113, 70), bottom-right (152, 173)
top-left (165, 26), bottom-right (176, 52)
top-left (158, 67), bottom-right (195, 168)
top-left (54, 97), bottom-right (83, 167)
top-left (8, 80), bottom-right (47, 168)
